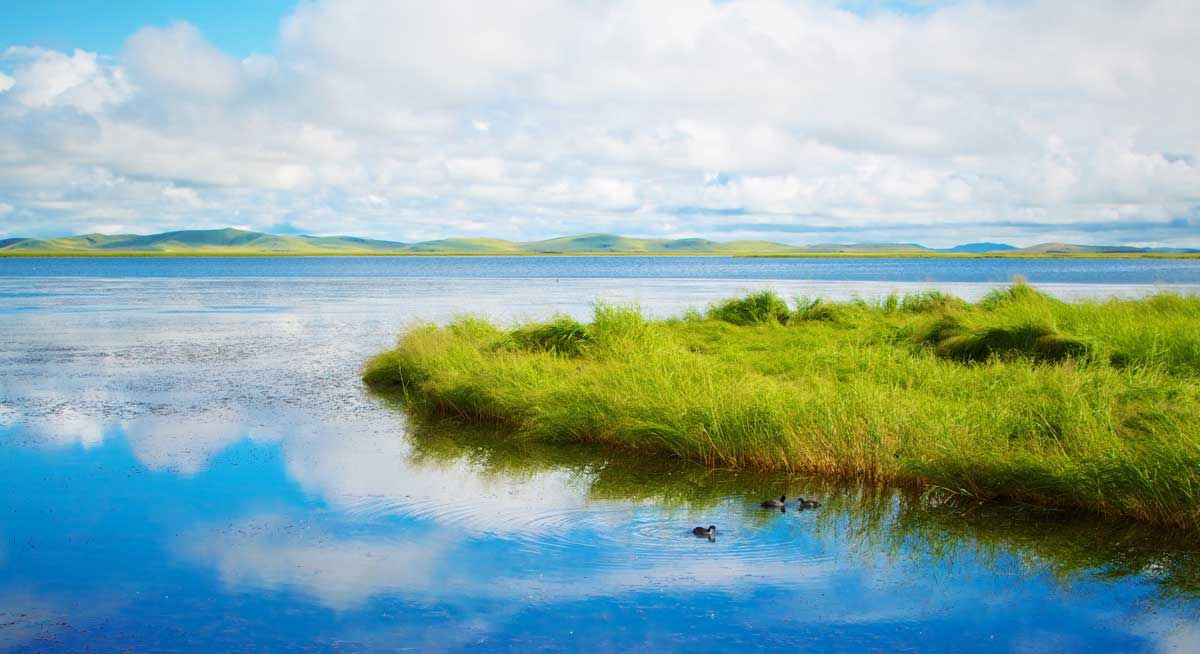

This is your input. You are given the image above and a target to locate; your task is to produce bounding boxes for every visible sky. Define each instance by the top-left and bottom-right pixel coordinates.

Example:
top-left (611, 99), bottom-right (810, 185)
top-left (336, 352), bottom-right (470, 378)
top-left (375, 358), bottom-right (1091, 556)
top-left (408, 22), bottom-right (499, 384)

top-left (0, 0), bottom-right (1198, 247)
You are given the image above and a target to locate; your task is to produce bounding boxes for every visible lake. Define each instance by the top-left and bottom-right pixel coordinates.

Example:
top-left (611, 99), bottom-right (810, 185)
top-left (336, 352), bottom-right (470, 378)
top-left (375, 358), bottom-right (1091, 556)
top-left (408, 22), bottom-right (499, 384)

top-left (2, 256), bottom-right (1199, 652)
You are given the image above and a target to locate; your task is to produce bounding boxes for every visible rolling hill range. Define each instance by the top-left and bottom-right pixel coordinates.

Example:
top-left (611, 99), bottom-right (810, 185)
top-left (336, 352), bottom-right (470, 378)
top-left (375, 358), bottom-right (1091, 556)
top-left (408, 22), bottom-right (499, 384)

top-left (0, 229), bottom-right (411, 254)
top-left (0, 228), bottom-right (1196, 256)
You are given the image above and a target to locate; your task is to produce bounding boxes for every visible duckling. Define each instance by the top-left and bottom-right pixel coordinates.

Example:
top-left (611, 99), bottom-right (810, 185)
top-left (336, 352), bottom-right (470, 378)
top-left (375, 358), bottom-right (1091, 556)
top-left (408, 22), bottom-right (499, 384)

top-left (760, 495), bottom-right (787, 508)
top-left (796, 497), bottom-right (821, 509)
top-left (692, 525), bottom-right (717, 538)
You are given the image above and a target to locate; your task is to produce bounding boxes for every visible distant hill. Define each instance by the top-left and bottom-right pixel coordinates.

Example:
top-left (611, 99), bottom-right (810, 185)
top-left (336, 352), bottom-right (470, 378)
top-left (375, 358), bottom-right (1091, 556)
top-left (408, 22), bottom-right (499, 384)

top-left (403, 237), bottom-right (517, 253)
top-left (1016, 242), bottom-right (1179, 255)
top-left (518, 233), bottom-right (817, 254)
top-left (939, 242), bottom-right (1018, 253)
top-left (0, 229), bottom-right (412, 254)
top-left (0, 228), bottom-right (1195, 256)
top-left (799, 242), bottom-right (933, 254)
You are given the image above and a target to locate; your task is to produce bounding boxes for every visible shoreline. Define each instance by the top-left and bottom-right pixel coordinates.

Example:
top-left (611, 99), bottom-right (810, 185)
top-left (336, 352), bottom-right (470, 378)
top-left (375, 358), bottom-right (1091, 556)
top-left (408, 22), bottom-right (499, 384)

top-left (3, 251), bottom-right (1199, 259)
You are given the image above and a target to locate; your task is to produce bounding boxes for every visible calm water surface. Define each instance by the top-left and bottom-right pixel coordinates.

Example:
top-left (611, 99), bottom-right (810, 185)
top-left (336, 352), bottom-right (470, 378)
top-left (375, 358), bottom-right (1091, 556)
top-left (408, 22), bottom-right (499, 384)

top-left (1, 257), bottom-right (1199, 652)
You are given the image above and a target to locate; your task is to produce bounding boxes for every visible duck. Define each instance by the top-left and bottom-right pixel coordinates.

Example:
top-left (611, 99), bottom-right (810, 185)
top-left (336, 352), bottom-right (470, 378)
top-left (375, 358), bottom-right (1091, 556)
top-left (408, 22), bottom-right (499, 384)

top-left (796, 497), bottom-right (821, 509)
top-left (692, 525), bottom-right (717, 538)
top-left (760, 495), bottom-right (787, 508)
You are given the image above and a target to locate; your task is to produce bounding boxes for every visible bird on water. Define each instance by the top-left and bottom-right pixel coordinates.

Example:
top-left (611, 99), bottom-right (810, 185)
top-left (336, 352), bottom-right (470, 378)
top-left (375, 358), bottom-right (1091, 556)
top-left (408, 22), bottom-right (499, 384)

top-left (760, 495), bottom-right (786, 508)
top-left (692, 525), bottom-right (717, 538)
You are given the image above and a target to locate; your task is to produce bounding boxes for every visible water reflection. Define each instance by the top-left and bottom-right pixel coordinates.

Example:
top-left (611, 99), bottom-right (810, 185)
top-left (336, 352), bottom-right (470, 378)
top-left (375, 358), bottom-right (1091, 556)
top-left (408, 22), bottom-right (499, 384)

top-left (404, 418), bottom-right (1200, 602)
top-left (179, 514), bottom-right (459, 610)
top-left (5, 411), bottom-right (1196, 651)
top-left (2, 264), bottom-right (1199, 651)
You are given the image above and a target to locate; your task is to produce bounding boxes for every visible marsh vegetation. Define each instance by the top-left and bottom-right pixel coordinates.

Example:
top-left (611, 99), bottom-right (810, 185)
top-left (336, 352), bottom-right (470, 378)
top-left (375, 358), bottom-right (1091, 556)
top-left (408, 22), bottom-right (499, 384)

top-left (365, 283), bottom-right (1200, 529)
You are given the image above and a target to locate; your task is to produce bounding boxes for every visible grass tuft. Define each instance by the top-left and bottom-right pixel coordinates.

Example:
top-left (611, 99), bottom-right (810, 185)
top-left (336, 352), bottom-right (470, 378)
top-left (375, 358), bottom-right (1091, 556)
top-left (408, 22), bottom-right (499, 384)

top-left (900, 290), bottom-right (969, 313)
top-left (916, 313), bottom-right (1091, 363)
top-left (501, 316), bottom-right (593, 356)
top-left (791, 297), bottom-right (841, 322)
top-left (707, 291), bottom-right (790, 325)
top-left (979, 277), bottom-right (1054, 310)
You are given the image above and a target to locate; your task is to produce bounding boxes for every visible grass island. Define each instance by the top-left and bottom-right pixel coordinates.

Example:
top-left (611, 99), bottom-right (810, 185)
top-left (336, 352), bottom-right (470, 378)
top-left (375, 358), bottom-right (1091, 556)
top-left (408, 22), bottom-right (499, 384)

top-left (365, 283), bottom-right (1200, 530)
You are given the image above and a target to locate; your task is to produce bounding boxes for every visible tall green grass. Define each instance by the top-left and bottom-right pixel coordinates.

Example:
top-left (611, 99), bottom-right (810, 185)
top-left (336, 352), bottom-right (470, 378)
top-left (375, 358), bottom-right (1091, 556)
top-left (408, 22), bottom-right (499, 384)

top-left (707, 290), bottom-right (790, 325)
top-left (364, 283), bottom-right (1200, 529)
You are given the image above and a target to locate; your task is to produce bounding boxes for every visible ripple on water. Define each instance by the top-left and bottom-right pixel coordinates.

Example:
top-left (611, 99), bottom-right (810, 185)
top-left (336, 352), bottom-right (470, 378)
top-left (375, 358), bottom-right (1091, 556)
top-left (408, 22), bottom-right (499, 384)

top-left (337, 494), bottom-right (837, 576)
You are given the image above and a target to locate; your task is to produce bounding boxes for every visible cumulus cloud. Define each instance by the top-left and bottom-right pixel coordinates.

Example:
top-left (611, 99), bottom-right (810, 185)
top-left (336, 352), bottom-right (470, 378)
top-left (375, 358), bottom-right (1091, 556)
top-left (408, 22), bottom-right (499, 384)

top-left (123, 22), bottom-right (244, 100)
top-left (0, 0), bottom-right (1198, 246)
top-left (0, 46), bottom-right (129, 113)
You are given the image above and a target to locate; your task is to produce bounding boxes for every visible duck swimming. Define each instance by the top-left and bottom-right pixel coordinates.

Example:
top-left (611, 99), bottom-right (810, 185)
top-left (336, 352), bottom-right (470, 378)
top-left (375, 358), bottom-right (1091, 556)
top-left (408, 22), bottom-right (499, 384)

top-left (796, 497), bottom-right (821, 509)
top-left (692, 525), bottom-right (717, 538)
top-left (760, 495), bottom-right (787, 508)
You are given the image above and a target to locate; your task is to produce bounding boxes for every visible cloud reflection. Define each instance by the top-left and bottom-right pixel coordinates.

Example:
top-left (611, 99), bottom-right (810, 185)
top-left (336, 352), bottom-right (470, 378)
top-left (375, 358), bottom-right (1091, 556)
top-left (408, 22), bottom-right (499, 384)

top-left (3, 273), bottom-right (1199, 650)
top-left (179, 514), bottom-right (459, 610)
top-left (176, 510), bottom-right (850, 612)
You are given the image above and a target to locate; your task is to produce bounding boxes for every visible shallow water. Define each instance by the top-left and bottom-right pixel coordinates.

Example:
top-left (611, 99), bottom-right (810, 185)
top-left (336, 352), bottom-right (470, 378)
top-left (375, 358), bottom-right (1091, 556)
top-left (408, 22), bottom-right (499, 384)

top-left (1, 256), bottom-right (1199, 652)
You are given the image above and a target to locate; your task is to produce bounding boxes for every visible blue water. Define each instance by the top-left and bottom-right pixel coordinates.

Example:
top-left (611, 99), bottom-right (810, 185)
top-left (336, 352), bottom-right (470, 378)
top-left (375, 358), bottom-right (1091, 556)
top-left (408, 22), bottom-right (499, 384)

top-left (1, 257), bottom-right (1198, 652)
top-left (3, 254), bottom-right (1200, 284)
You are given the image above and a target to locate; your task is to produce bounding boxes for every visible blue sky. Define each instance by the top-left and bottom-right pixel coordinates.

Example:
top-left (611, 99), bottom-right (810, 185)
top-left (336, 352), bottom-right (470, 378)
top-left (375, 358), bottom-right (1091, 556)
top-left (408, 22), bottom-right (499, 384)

top-left (0, 1), bottom-right (291, 56)
top-left (0, 0), bottom-right (932, 56)
top-left (0, 1), bottom-right (1197, 247)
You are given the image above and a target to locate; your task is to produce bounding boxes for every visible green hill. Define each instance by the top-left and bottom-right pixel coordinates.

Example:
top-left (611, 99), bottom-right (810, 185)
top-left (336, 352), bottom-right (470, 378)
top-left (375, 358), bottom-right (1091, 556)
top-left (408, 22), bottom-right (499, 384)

top-left (0, 229), bottom-right (412, 254)
top-left (800, 242), bottom-right (933, 254)
top-left (515, 234), bottom-right (850, 254)
top-left (941, 242), bottom-right (1018, 253)
top-left (521, 234), bottom-right (654, 252)
top-left (0, 229), bottom-right (824, 255)
top-left (1, 228), bottom-right (1195, 256)
top-left (1019, 243), bottom-right (1144, 255)
top-left (405, 238), bottom-right (519, 253)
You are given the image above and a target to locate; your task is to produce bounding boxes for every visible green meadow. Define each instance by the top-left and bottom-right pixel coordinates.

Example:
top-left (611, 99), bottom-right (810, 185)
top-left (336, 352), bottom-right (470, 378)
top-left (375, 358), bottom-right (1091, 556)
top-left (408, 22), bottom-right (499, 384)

top-left (364, 283), bottom-right (1200, 530)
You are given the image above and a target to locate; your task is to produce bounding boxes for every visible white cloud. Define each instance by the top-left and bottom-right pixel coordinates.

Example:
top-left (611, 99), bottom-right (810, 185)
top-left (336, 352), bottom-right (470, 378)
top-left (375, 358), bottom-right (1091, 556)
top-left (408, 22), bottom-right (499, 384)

top-left (123, 22), bottom-right (244, 100)
top-left (0, 1), bottom-right (1198, 246)
top-left (1, 46), bottom-right (129, 113)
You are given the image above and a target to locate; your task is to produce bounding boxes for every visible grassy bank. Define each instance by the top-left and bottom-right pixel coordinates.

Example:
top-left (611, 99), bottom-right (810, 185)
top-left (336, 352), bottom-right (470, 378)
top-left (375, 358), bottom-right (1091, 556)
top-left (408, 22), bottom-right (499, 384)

top-left (364, 283), bottom-right (1200, 529)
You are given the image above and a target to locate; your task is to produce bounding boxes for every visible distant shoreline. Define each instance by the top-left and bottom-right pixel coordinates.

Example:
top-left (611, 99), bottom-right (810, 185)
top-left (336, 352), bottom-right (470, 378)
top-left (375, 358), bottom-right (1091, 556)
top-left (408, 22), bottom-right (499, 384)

top-left (2, 251), bottom-right (1199, 259)
top-left (5, 228), bottom-right (1196, 258)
